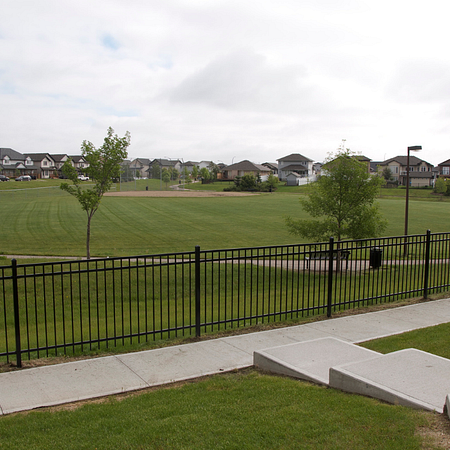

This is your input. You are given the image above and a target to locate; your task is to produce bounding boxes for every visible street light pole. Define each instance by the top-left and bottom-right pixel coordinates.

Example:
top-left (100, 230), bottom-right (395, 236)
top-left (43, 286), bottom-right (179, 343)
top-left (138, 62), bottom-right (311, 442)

top-left (404, 145), bottom-right (422, 253)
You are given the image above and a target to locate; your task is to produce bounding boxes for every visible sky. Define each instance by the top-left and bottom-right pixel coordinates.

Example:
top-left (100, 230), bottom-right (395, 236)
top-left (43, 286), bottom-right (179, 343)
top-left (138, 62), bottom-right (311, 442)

top-left (1, 0), bottom-right (449, 166)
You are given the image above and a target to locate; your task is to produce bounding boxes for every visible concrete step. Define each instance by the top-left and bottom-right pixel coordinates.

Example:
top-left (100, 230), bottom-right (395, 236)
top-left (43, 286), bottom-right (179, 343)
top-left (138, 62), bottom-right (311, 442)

top-left (254, 337), bottom-right (380, 385)
top-left (329, 349), bottom-right (450, 413)
top-left (254, 338), bottom-right (450, 413)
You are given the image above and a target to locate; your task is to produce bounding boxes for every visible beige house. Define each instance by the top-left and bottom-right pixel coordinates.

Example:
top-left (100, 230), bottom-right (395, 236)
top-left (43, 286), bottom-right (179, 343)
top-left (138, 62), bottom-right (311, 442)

top-left (221, 160), bottom-right (272, 181)
top-left (378, 156), bottom-right (434, 187)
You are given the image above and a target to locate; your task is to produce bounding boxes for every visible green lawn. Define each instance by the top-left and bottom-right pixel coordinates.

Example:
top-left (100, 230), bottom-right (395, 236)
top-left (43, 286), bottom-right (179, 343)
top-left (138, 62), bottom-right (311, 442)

top-left (1, 184), bottom-right (450, 257)
top-left (360, 321), bottom-right (450, 359)
top-left (0, 369), bottom-right (436, 449)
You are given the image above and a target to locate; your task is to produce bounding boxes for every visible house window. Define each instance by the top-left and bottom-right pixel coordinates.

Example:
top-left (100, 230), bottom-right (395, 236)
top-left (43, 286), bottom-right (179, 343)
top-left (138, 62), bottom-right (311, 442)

top-left (443, 167), bottom-right (450, 175)
top-left (26, 159), bottom-right (32, 165)
top-left (393, 166), bottom-right (398, 173)
top-left (43, 160), bottom-right (48, 166)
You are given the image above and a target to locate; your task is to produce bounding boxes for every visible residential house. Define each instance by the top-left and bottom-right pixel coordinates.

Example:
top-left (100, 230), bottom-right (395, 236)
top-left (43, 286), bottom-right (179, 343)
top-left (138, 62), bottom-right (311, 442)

top-left (51, 154), bottom-right (70, 175)
top-left (261, 162), bottom-right (278, 176)
top-left (277, 153), bottom-right (314, 182)
top-left (378, 156), bottom-right (434, 187)
top-left (437, 159), bottom-right (450, 179)
top-left (221, 160), bottom-right (272, 181)
top-left (68, 155), bottom-right (88, 173)
top-left (0, 148), bottom-right (36, 178)
top-left (147, 159), bottom-right (182, 178)
top-left (24, 153), bottom-right (56, 179)
top-left (130, 158), bottom-right (151, 178)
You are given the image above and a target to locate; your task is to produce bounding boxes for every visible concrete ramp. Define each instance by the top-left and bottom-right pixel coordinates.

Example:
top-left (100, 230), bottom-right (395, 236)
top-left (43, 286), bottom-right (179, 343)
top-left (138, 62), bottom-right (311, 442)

top-left (254, 337), bottom-right (380, 385)
top-left (329, 349), bottom-right (450, 413)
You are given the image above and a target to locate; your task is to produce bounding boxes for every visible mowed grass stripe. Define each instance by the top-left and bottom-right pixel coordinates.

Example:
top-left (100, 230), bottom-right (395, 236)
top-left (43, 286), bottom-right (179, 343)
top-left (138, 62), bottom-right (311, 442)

top-left (1, 191), bottom-right (450, 257)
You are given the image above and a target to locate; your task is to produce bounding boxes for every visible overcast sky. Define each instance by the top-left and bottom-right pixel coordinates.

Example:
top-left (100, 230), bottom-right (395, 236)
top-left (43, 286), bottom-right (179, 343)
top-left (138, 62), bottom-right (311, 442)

top-left (1, 0), bottom-right (448, 165)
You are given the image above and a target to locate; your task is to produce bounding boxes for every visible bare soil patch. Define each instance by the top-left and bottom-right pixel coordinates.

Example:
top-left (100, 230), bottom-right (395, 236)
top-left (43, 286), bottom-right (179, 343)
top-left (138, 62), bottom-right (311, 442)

top-left (105, 190), bottom-right (258, 198)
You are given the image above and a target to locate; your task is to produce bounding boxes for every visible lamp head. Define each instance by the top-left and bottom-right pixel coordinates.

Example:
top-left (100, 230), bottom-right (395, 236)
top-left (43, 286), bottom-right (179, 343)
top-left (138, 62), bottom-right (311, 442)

top-left (408, 146), bottom-right (422, 151)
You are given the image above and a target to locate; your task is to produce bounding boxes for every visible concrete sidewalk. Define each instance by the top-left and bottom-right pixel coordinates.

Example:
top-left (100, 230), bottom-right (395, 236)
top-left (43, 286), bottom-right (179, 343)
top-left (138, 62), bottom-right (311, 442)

top-left (1, 298), bottom-right (450, 415)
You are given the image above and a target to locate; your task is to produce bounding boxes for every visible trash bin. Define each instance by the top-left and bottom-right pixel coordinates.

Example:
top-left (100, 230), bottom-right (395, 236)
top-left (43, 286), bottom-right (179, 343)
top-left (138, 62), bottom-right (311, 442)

top-left (369, 247), bottom-right (382, 269)
top-left (145, 186), bottom-right (148, 191)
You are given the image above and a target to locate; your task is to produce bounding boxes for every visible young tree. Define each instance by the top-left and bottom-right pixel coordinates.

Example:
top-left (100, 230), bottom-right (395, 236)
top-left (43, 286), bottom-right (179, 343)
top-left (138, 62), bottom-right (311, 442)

top-left (192, 165), bottom-right (199, 180)
top-left (162, 168), bottom-right (171, 188)
top-left (199, 167), bottom-right (210, 181)
top-left (181, 166), bottom-right (191, 184)
top-left (434, 177), bottom-right (448, 196)
top-left (60, 127), bottom-right (130, 259)
top-left (381, 167), bottom-right (393, 181)
top-left (285, 149), bottom-right (387, 242)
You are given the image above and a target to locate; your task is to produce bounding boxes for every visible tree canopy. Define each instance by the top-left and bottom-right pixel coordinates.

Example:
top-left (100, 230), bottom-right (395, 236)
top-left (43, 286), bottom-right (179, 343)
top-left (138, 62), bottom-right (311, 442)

top-left (60, 127), bottom-right (130, 258)
top-left (285, 149), bottom-right (387, 242)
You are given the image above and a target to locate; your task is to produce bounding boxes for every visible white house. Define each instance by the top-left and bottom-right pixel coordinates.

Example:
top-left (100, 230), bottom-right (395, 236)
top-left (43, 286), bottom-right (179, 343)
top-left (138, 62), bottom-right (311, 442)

top-left (277, 153), bottom-right (315, 182)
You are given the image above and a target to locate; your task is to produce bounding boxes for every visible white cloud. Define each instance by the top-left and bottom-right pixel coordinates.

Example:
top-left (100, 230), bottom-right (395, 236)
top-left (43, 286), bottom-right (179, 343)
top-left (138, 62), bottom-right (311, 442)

top-left (0, 0), bottom-right (450, 165)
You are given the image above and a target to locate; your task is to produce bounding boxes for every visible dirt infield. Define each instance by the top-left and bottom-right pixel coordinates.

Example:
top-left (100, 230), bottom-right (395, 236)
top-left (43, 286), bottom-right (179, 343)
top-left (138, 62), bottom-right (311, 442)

top-left (105, 189), bottom-right (258, 197)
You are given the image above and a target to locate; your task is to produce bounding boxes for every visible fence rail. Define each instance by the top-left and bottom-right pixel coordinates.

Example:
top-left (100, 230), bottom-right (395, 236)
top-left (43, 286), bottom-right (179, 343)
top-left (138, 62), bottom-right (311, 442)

top-left (1, 230), bottom-right (449, 367)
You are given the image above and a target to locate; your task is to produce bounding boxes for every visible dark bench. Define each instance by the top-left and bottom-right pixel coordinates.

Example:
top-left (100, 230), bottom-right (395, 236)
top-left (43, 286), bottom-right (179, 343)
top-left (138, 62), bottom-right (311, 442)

top-left (305, 250), bottom-right (350, 269)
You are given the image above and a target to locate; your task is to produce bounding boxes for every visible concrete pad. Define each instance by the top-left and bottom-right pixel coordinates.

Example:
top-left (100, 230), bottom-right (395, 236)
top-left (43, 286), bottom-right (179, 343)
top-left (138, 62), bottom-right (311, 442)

top-left (329, 349), bottom-right (450, 412)
top-left (223, 326), bottom-right (331, 354)
top-left (254, 338), bottom-right (380, 385)
top-left (0, 356), bottom-right (148, 415)
top-left (117, 339), bottom-right (251, 386)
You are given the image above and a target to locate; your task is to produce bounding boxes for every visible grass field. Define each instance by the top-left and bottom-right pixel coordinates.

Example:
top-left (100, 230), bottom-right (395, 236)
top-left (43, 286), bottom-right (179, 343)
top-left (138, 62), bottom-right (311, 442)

top-left (1, 182), bottom-right (450, 257)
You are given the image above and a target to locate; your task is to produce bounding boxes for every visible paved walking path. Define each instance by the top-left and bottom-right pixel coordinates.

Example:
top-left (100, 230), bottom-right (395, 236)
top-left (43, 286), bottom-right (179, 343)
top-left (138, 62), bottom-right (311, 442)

top-left (1, 298), bottom-right (450, 415)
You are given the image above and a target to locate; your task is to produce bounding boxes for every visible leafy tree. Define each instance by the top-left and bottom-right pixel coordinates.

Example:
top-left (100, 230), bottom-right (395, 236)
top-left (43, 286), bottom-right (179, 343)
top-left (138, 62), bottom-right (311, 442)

top-left (200, 167), bottom-right (210, 180)
top-left (285, 149), bottom-right (386, 242)
top-left (381, 167), bottom-right (393, 181)
top-left (261, 173), bottom-right (279, 192)
top-left (208, 162), bottom-right (220, 181)
top-left (240, 174), bottom-right (257, 191)
top-left (152, 164), bottom-right (161, 179)
top-left (60, 127), bottom-right (130, 259)
top-left (192, 165), bottom-right (199, 180)
top-left (162, 168), bottom-right (171, 188)
top-left (181, 167), bottom-right (191, 184)
top-left (434, 177), bottom-right (448, 196)
top-left (169, 167), bottom-right (179, 181)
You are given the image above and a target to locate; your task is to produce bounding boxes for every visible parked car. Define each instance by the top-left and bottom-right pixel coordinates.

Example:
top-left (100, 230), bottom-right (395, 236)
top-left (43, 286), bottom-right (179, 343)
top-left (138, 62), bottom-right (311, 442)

top-left (0, 175), bottom-right (9, 182)
top-left (78, 175), bottom-right (89, 181)
top-left (15, 175), bottom-right (32, 181)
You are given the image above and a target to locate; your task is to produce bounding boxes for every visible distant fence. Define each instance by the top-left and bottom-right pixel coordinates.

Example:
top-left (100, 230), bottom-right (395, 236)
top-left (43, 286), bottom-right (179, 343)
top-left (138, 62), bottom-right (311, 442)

top-left (1, 230), bottom-right (449, 367)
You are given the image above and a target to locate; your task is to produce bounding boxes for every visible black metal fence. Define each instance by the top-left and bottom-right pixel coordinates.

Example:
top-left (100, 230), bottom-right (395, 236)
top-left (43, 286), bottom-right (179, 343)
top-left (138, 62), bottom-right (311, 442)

top-left (1, 230), bottom-right (449, 367)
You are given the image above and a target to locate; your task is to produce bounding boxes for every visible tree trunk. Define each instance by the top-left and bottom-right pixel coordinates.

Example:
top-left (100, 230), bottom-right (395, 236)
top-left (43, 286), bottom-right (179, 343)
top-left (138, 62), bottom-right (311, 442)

top-left (86, 215), bottom-right (91, 260)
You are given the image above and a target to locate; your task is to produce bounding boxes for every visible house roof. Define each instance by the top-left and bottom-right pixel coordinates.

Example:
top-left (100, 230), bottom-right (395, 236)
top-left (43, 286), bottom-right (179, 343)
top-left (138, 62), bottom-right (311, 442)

top-left (24, 153), bottom-right (55, 162)
top-left (223, 160), bottom-right (271, 172)
top-left (381, 156), bottom-right (433, 167)
top-left (68, 155), bottom-right (86, 163)
top-left (0, 148), bottom-right (24, 160)
top-left (149, 158), bottom-right (180, 166)
top-left (280, 164), bottom-right (308, 172)
top-left (262, 162), bottom-right (278, 170)
top-left (438, 159), bottom-right (450, 166)
top-left (50, 154), bottom-right (69, 162)
top-left (132, 158), bottom-right (151, 165)
top-left (277, 153), bottom-right (313, 162)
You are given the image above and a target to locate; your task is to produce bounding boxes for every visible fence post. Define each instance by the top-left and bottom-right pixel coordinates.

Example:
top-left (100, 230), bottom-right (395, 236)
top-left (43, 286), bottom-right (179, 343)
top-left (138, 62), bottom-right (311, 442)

top-left (12, 259), bottom-right (22, 368)
top-left (423, 230), bottom-right (431, 299)
top-left (195, 246), bottom-right (201, 337)
top-left (327, 237), bottom-right (334, 318)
